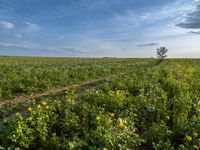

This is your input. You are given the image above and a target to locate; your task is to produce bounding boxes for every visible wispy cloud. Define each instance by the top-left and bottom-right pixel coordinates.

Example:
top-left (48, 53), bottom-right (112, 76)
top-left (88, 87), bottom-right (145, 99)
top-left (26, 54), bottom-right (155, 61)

top-left (0, 0), bottom-right (200, 57)
top-left (112, 0), bottom-right (196, 28)
top-left (138, 43), bottom-right (159, 47)
top-left (0, 21), bottom-right (14, 30)
top-left (0, 41), bottom-right (38, 50)
top-left (0, 41), bottom-right (87, 55)
top-left (60, 47), bottom-right (88, 54)
top-left (189, 30), bottom-right (200, 34)
top-left (177, 2), bottom-right (200, 29)
top-left (25, 22), bottom-right (40, 32)
top-left (82, 0), bottom-right (197, 44)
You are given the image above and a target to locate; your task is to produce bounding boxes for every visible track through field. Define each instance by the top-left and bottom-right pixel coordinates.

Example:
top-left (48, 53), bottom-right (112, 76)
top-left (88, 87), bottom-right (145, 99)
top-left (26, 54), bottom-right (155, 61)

top-left (0, 60), bottom-right (161, 108)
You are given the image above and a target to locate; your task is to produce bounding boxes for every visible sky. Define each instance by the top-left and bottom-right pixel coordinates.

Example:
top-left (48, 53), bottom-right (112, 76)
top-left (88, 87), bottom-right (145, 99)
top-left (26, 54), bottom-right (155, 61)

top-left (0, 0), bottom-right (200, 58)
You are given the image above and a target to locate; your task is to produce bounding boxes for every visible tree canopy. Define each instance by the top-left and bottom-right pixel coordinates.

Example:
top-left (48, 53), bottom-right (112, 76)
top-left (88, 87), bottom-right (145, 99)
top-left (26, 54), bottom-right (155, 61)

top-left (157, 47), bottom-right (168, 58)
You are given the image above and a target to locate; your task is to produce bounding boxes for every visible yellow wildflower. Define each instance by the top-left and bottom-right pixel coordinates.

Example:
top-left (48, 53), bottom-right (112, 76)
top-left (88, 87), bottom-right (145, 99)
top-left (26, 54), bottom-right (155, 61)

top-left (37, 104), bottom-right (41, 109)
top-left (96, 115), bottom-right (101, 121)
top-left (119, 122), bottom-right (124, 128)
top-left (184, 135), bottom-right (192, 142)
top-left (108, 112), bottom-right (114, 117)
top-left (165, 115), bottom-right (170, 120)
top-left (192, 132), bottom-right (198, 138)
top-left (103, 148), bottom-right (107, 150)
top-left (28, 117), bottom-right (33, 121)
top-left (28, 107), bottom-right (32, 111)
top-left (42, 101), bottom-right (47, 106)
top-left (118, 118), bottom-right (123, 122)
top-left (179, 144), bottom-right (185, 149)
top-left (110, 113), bottom-right (114, 117)
top-left (118, 118), bottom-right (125, 128)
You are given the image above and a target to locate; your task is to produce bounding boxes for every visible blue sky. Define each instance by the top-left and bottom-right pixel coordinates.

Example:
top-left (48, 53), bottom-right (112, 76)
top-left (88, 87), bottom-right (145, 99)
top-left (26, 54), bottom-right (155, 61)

top-left (0, 0), bottom-right (200, 57)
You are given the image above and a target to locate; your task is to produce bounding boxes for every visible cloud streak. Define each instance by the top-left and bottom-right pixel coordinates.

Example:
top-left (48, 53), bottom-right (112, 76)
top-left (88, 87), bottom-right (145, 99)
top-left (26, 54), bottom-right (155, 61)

top-left (177, 3), bottom-right (200, 29)
top-left (0, 21), bottom-right (14, 30)
top-left (189, 30), bottom-right (200, 34)
top-left (0, 0), bottom-right (200, 57)
top-left (0, 41), bottom-right (87, 55)
top-left (25, 22), bottom-right (40, 32)
top-left (138, 43), bottom-right (159, 47)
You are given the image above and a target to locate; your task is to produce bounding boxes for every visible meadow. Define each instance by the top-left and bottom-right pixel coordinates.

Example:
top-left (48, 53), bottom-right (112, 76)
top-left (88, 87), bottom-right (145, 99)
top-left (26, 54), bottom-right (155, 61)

top-left (0, 56), bottom-right (199, 149)
top-left (0, 56), bottom-right (149, 102)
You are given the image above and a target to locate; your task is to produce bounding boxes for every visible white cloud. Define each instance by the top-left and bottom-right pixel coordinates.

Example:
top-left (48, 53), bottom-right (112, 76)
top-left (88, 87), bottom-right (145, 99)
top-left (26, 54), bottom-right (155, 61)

top-left (128, 0), bottom-right (196, 24)
top-left (0, 41), bottom-right (34, 49)
top-left (85, 0), bottom-right (197, 44)
top-left (0, 41), bottom-right (86, 55)
top-left (0, 21), bottom-right (14, 30)
top-left (25, 22), bottom-right (40, 32)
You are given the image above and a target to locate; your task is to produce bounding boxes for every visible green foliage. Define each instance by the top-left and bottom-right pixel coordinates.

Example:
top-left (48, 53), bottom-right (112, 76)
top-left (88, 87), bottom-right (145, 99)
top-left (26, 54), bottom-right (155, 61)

top-left (0, 58), bottom-right (199, 149)
top-left (0, 56), bottom-right (149, 101)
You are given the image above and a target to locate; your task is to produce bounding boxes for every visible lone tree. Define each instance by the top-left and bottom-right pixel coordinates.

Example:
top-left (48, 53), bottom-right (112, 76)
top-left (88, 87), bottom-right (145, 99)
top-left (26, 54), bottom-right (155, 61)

top-left (157, 47), bottom-right (168, 58)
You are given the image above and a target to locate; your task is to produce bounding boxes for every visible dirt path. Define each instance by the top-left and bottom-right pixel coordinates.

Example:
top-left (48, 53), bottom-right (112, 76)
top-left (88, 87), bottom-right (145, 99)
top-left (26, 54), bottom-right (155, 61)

top-left (0, 60), bottom-right (157, 108)
top-left (0, 77), bottom-right (110, 108)
top-left (0, 70), bottom-right (131, 108)
top-left (0, 78), bottom-right (106, 124)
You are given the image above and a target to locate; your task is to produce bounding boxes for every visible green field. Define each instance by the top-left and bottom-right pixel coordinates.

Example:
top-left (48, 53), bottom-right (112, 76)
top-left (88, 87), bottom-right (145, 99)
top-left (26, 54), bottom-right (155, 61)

top-left (0, 56), bottom-right (150, 102)
top-left (0, 57), bottom-right (200, 149)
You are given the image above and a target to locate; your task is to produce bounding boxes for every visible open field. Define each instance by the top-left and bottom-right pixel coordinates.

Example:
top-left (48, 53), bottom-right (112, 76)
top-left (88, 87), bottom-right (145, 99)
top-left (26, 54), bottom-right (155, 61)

top-left (0, 56), bottom-right (150, 102)
top-left (0, 57), bottom-right (199, 149)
